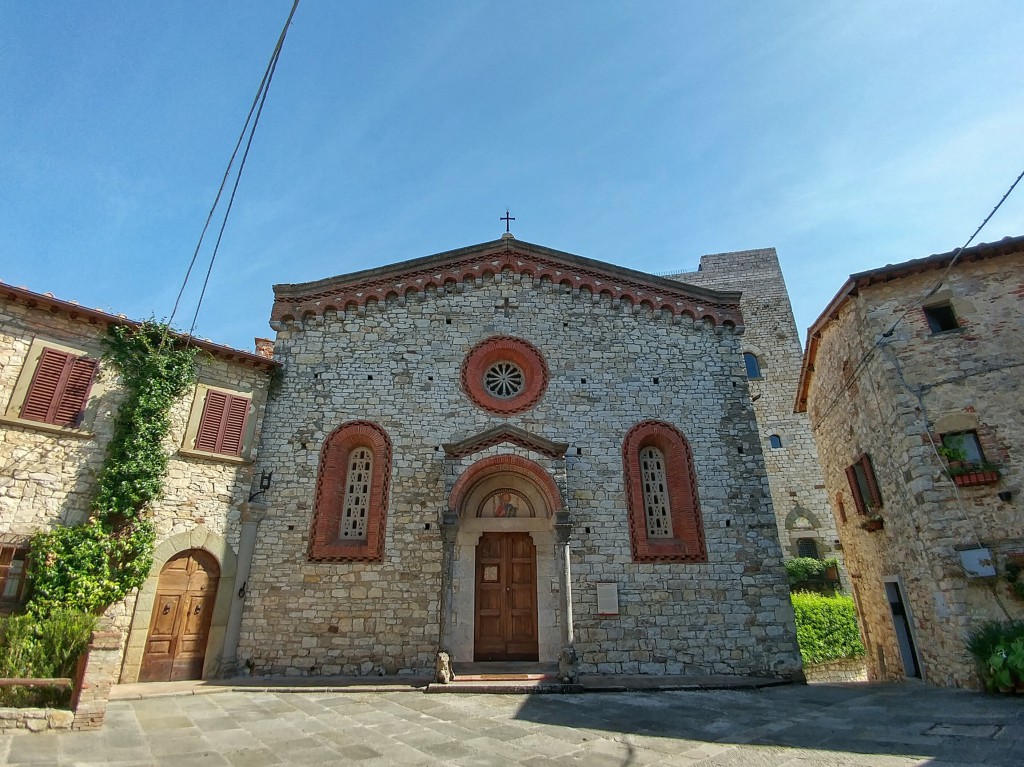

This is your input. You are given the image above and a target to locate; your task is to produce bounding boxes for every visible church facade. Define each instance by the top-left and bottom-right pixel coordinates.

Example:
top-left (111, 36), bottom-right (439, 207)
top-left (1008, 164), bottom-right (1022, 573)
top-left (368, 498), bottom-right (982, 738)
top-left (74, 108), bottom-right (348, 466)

top-left (235, 236), bottom-right (802, 678)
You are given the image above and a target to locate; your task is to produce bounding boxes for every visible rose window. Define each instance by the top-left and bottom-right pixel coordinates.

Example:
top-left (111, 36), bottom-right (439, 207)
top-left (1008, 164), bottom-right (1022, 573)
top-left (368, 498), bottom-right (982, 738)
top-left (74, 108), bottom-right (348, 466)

top-left (483, 361), bottom-right (525, 399)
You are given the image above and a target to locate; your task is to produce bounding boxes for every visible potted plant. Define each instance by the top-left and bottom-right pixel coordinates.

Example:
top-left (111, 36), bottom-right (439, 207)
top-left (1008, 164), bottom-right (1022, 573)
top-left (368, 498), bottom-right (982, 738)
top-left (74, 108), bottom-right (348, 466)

top-left (939, 438), bottom-right (1000, 486)
top-left (967, 620), bottom-right (1024, 693)
top-left (860, 514), bottom-right (884, 532)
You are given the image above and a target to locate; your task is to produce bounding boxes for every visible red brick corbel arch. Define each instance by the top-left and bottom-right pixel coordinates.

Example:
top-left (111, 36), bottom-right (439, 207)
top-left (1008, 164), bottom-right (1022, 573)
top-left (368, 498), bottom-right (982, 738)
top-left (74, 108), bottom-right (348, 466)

top-left (622, 420), bottom-right (707, 563)
top-left (449, 454), bottom-right (563, 518)
top-left (309, 420), bottom-right (392, 562)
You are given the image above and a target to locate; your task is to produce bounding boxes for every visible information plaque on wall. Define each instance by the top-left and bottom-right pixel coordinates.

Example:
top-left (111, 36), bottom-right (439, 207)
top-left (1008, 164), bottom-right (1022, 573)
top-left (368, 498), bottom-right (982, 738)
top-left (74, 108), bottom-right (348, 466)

top-left (596, 582), bottom-right (619, 615)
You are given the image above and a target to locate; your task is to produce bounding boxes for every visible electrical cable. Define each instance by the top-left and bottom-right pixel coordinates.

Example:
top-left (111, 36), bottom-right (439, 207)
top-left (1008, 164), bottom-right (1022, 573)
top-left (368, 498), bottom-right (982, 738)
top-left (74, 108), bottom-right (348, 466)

top-left (811, 165), bottom-right (1024, 427)
top-left (165, 0), bottom-right (300, 343)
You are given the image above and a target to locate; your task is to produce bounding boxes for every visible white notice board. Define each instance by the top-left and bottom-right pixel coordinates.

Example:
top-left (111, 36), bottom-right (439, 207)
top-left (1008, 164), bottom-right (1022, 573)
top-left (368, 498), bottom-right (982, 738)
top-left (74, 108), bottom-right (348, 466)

top-left (596, 582), bottom-right (619, 615)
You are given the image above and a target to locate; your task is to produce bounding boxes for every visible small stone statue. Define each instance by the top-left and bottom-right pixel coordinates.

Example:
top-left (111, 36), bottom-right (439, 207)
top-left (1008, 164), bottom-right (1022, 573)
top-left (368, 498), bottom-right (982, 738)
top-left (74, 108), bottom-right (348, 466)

top-left (434, 651), bottom-right (454, 684)
top-left (557, 645), bottom-right (579, 683)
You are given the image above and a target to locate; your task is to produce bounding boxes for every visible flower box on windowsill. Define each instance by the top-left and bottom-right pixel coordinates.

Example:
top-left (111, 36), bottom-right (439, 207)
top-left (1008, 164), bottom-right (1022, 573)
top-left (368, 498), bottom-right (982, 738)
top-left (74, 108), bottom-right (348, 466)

top-left (860, 517), bottom-right (884, 532)
top-left (952, 470), bottom-right (1000, 487)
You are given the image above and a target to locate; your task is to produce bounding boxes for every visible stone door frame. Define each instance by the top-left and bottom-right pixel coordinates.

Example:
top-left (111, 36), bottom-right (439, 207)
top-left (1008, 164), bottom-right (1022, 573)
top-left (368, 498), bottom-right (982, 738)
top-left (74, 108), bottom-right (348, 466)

top-left (120, 528), bottom-right (237, 683)
top-left (442, 454), bottom-right (567, 665)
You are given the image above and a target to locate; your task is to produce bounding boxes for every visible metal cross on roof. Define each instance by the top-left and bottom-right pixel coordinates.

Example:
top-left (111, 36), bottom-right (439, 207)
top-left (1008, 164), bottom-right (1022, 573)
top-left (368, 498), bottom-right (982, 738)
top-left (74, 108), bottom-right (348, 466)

top-left (500, 209), bottom-right (515, 233)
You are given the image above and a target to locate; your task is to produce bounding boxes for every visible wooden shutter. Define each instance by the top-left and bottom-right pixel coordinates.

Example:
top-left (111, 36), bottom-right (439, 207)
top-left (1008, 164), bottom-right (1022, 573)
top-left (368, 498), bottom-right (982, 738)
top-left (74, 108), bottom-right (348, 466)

top-left (861, 453), bottom-right (883, 509)
top-left (845, 464), bottom-right (867, 515)
top-left (194, 390), bottom-right (227, 452)
top-left (53, 357), bottom-right (98, 426)
top-left (220, 395), bottom-right (250, 456)
top-left (19, 347), bottom-right (96, 426)
top-left (194, 389), bottom-right (249, 455)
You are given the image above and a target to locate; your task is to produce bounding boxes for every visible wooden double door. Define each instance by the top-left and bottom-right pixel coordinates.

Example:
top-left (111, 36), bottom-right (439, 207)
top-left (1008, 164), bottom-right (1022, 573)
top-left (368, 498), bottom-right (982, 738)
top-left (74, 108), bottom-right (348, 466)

top-left (474, 532), bottom-right (538, 661)
top-left (139, 550), bottom-right (219, 682)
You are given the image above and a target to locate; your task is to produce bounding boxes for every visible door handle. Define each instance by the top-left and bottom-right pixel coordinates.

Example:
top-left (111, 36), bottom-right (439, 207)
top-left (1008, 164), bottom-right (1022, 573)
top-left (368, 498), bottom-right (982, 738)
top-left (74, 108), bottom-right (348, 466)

top-left (162, 604), bottom-right (171, 615)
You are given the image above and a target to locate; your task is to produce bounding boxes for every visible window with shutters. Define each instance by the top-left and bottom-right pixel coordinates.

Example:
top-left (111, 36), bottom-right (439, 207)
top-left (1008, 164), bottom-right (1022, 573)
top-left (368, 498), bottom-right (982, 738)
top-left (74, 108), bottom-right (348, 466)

top-left (310, 420), bottom-right (392, 562)
top-left (623, 421), bottom-right (706, 563)
top-left (180, 385), bottom-right (254, 461)
top-left (0, 546), bottom-right (29, 607)
top-left (2, 339), bottom-right (100, 435)
top-left (845, 453), bottom-right (882, 515)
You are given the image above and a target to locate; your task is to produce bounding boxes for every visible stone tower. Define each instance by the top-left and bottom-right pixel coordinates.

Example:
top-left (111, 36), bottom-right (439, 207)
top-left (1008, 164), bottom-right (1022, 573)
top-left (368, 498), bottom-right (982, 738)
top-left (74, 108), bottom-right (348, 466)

top-left (667, 249), bottom-right (843, 579)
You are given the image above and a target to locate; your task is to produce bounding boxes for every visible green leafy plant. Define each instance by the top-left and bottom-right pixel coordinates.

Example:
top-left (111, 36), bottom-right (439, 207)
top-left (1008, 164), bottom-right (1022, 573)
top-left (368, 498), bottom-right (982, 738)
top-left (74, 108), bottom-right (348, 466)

top-left (938, 435), bottom-right (1000, 478)
top-left (1005, 562), bottom-right (1024, 601)
top-left (0, 609), bottom-right (97, 707)
top-left (784, 557), bottom-right (838, 585)
top-left (26, 321), bottom-right (198, 617)
top-left (967, 620), bottom-right (1024, 692)
top-left (790, 591), bottom-right (865, 665)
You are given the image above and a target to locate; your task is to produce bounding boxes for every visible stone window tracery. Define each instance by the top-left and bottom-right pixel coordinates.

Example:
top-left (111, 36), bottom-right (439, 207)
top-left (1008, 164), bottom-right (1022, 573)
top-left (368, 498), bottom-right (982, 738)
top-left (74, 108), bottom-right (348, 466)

top-left (639, 447), bottom-right (673, 537)
top-left (483, 361), bottom-right (525, 399)
top-left (340, 447), bottom-right (373, 539)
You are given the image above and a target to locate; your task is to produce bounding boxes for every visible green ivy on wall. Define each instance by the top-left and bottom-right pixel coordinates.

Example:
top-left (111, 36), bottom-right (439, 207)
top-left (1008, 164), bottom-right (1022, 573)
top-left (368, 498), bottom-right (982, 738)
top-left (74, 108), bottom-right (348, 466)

top-left (26, 322), bottom-right (199, 617)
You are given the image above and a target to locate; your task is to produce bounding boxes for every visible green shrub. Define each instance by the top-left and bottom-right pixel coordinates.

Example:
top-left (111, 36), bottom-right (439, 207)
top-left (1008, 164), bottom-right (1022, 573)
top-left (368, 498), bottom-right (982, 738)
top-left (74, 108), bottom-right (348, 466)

top-left (966, 620), bottom-right (1024, 692)
top-left (0, 609), bottom-right (98, 708)
top-left (790, 591), bottom-right (866, 665)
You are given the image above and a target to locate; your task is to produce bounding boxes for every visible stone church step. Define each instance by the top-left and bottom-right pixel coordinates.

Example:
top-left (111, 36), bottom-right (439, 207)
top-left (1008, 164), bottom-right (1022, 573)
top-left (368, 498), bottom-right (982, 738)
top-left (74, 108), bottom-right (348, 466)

top-left (425, 678), bottom-right (583, 694)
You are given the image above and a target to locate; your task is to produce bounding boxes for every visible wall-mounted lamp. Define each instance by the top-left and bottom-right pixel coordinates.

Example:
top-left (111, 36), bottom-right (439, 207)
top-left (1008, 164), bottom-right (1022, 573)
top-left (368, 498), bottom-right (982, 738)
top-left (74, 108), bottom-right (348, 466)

top-left (248, 470), bottom-right (274, 502)
top-left (998, 490), bottom-right (1013, 503)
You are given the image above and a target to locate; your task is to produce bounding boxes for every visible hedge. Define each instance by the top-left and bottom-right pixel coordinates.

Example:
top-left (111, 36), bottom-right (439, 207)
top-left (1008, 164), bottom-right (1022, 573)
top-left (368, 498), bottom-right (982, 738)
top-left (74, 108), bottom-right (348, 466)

top-left (791, 591), bottom-right (866, 665)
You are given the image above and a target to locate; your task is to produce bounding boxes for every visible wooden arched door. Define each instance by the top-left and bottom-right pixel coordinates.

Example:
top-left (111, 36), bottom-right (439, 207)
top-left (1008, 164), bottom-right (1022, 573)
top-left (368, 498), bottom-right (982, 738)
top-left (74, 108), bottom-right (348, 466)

top-left (139, 549), bottom-right (219, 682)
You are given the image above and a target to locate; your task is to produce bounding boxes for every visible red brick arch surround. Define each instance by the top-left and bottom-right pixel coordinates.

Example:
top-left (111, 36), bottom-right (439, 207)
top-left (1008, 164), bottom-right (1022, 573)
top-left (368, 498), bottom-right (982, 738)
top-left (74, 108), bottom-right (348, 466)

top-left (461, 336), bottom-right (549, 416)
top-left (309, 420), bottom-right (392, 562)
top-left (623, 420), bottom-right (707, 563)
top-left (449, 455), bottom-right (563, 518)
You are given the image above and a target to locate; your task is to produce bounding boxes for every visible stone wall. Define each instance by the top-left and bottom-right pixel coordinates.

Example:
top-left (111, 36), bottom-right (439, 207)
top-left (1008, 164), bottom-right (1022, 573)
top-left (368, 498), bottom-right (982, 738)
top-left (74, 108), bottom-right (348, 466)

top-left (669, 250), bottom-right (843, 581)
top-left (0, 293), bottom-right (275, 683)
top-left (802, 248), bottom-right (1024, 688)
top-left (803, 656), bottom-right (868, 684)
top-left (242, 259), bottom-right (802, 678)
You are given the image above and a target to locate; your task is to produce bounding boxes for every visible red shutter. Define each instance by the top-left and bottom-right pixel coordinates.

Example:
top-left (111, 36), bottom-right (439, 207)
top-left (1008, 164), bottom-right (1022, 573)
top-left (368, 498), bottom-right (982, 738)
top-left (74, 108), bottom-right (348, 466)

top-left (52, 357), bottom-right (98, 427)
top-left (220, 395), bottom-right (250, 456)
top-left (862, 454), bottom-right (883, 509)
top-left (20, 347), bottom-right (95, 426)
top-left (845, 464), bottom-right (866, 515)
top-left (195, 390), bottom-right (228, 452)
top-left (194, 390), bottom-right (250, 455)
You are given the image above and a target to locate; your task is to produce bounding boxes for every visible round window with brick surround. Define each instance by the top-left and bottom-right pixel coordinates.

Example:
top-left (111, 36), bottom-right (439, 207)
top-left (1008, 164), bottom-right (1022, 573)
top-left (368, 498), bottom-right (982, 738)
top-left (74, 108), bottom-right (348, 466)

top-left (462, 336), bottom-right (548, 416)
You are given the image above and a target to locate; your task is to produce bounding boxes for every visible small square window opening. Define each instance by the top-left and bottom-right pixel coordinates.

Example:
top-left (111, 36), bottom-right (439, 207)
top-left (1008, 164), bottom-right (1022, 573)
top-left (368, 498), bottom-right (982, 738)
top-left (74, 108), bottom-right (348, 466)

top-left (924, 303), bottom-right (958, 333)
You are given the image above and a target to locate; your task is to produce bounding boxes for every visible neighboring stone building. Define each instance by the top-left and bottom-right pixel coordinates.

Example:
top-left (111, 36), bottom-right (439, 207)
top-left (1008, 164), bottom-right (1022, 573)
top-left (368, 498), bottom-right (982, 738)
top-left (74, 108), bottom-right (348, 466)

top-left (667, 250), bottom-right (843, 581)
top-left (0, 282), bottom-right (277, 683)
top-left (236, 235), bottom-right (803, 678)
top-left (795, 235), bottom-right (1024, 688)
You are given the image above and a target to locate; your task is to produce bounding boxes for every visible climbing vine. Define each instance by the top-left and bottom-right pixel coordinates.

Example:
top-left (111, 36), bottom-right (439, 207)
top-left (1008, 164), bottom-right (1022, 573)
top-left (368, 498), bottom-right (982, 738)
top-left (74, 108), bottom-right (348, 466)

top-left (27, 322), bottom-right (199, 617)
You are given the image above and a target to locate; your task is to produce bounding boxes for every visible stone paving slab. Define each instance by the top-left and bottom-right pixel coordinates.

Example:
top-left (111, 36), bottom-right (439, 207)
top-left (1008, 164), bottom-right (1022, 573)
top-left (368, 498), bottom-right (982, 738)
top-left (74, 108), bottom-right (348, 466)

top-left (2, 682), bottom-right (1023, 766)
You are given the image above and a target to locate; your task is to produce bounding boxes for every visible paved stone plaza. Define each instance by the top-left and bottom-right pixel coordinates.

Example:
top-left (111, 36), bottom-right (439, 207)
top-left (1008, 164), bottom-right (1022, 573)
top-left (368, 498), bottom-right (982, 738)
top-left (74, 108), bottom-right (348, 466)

top-left (2, 682), bottom-right (1022, 766)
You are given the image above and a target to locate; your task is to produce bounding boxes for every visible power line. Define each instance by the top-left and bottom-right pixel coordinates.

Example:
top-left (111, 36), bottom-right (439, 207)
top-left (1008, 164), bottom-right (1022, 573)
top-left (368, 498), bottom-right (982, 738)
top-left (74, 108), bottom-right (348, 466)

top-left (811, 166), bottom-right (1024, 426)
top-left (166, 0), bottom-right (301, 341)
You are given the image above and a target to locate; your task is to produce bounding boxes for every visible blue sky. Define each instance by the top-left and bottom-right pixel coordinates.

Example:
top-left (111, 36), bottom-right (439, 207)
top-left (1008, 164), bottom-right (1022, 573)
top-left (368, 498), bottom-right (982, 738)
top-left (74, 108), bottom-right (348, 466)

top-left (2, 2), bottom-right (1022, 351)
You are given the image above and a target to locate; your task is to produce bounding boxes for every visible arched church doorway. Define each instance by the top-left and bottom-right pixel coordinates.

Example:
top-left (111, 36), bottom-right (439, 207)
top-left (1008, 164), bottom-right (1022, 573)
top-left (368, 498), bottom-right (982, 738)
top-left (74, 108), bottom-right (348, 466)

top-left (447, 455), bottom-right (562, 664)
top-left (139, 549), bottom-right (219, 682)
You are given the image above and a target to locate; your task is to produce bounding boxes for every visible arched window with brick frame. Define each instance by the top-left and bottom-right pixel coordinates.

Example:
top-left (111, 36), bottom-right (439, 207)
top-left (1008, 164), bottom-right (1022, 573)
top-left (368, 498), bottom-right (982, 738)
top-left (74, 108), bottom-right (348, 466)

top-left (309, 421), bottom-right (392, 562)
top-left (622, 420), bottom-right (707, 563)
